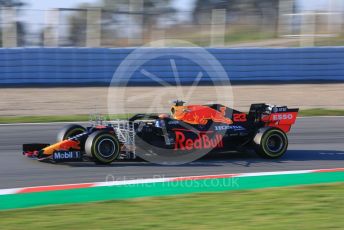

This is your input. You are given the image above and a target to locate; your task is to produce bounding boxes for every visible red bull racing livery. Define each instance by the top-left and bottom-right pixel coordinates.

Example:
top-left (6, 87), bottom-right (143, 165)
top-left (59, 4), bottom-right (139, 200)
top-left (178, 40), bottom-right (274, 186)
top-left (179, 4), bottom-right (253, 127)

top-left (23, 102), bottom-right (299, 164)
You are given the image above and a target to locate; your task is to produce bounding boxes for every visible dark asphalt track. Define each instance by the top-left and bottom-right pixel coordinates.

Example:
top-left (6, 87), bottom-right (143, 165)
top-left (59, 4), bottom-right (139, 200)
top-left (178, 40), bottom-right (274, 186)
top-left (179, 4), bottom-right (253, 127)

top-left (0, 117), bottom-right (343, 189)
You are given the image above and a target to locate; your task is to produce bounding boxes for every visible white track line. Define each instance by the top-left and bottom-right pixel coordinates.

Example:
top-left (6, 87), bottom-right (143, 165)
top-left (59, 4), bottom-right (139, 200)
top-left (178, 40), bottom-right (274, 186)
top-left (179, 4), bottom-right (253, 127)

top-left (0, 168), bottom-right (342, 196)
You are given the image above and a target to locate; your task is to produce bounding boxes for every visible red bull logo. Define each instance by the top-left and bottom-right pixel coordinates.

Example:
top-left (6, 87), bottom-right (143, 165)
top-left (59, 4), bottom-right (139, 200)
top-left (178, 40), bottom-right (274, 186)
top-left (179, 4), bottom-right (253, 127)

top-left (174, 131), bottom-right (223, 150)
top-left (171, 105), bottom-right (233, 125)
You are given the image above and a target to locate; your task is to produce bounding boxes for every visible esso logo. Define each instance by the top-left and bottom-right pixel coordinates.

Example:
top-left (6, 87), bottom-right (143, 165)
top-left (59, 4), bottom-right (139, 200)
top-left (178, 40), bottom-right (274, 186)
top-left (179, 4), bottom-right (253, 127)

top-left (272, 113), bottom-right (293, 120)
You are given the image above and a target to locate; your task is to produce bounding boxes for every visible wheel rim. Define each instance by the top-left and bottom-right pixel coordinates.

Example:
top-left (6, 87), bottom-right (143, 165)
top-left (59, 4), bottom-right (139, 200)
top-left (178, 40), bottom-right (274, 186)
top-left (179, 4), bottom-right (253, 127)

top-left (97, 138), bottom-right (116, 158)
top-left (265, 134), bottom-right (284, 154)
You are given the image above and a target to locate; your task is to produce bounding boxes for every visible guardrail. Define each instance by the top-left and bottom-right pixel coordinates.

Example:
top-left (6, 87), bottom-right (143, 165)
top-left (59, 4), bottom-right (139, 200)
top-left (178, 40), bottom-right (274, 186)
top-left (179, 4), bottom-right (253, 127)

top-left (0, 47), bottom-right (343, 86)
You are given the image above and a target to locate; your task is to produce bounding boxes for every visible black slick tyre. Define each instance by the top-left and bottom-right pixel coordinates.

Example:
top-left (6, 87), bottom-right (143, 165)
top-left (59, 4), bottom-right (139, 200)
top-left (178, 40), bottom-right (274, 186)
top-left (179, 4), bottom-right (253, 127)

top-left (253, 127), bottom-right (288, 159)
top-left (57, 124), bottom-right (86, 142)
top-left (85, 131), bottom-right (120, 164)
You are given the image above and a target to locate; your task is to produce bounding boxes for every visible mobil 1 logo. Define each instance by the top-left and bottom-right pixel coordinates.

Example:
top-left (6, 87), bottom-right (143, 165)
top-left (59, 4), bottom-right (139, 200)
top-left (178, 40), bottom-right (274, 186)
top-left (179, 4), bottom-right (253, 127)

top-left (53, 151), bottom-right (82, 162)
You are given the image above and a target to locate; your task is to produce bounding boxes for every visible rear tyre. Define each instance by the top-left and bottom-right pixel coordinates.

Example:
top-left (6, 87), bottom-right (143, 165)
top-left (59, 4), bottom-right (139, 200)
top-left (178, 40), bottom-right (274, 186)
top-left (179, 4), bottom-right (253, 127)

top-left (85, 131), bottom-right (120, 164)
top-left (57, 124), bottom-right (86, 142)
top-left (253, 127), bottom-right (288, 159)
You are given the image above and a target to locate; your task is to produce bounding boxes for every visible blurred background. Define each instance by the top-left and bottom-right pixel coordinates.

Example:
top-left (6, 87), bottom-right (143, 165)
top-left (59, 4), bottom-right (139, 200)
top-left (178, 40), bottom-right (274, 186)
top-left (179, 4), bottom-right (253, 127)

top-left (0, 0), bottom-right (343, 117)
top-left (1, 0), bottom-right (344, 48)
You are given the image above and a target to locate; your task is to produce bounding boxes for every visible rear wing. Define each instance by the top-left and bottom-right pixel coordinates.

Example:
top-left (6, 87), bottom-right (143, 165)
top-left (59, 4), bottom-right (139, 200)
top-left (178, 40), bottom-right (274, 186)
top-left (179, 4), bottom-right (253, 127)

top-left (248, 104), bottom-right (299, 133)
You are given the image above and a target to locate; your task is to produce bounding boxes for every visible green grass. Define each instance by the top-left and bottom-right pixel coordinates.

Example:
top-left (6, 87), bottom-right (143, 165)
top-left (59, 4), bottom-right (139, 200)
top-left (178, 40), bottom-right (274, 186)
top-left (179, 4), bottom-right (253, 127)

top-left (0, 183), bottom-right (343, 229)
top-left (0, 109), bottom-right (343, 124)
top-left (314, 34), bottom-right (344, 46)
top-left (225, 30), bottom-right (276, 44)
top-left (299, 108), bottom-right (344, 117)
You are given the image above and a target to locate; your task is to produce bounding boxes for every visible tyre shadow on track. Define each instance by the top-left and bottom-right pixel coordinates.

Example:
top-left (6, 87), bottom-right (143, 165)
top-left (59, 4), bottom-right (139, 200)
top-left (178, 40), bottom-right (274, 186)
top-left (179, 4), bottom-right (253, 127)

top-left (56, 149), bottom-right (344, 168)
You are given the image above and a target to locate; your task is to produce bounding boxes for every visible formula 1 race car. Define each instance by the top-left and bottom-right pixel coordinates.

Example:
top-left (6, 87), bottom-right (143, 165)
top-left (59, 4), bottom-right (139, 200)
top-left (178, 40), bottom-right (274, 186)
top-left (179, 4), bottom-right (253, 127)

top-left (23, 101), bottom-right (298, 164)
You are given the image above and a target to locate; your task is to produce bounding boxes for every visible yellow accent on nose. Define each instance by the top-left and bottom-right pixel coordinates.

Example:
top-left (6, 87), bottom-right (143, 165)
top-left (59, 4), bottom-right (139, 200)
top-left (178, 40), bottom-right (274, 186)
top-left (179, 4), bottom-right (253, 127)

top-left (41, 141), bottom-right (65, 156)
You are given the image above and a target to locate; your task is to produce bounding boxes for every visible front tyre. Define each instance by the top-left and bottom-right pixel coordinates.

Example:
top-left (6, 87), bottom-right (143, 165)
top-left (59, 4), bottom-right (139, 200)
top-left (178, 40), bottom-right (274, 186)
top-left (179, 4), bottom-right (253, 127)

top-left (85, 131), bottom-right (120, 164)
top-left (253, 127), bottom-right (288, 159)
top-left (57, 124), bottom-right (86, 142)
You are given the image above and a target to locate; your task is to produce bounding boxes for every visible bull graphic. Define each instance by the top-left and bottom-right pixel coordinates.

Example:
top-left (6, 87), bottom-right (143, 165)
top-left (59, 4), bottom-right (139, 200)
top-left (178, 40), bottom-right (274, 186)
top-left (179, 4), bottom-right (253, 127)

top-left (171, 105), bottom-right (233, 125)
